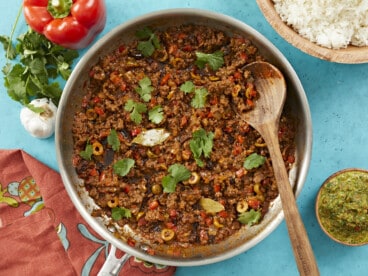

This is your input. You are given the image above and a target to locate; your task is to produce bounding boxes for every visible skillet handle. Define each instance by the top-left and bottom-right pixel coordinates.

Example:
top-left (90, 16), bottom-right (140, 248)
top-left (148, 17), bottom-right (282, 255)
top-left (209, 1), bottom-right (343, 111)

top-left (98, 245), bottom-right (130, 276)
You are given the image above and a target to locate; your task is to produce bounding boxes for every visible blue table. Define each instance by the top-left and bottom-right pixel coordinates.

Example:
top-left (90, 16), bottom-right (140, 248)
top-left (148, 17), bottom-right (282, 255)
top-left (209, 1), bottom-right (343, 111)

top-left (1, 1), bottom-right (368, 275)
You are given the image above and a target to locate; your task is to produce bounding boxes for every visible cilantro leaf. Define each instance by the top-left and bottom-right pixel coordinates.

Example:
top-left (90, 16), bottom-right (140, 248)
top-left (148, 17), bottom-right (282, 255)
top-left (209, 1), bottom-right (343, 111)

top-left (107, 129), bottom-right (120, 151)
top-left (80, 142), bottom-right (93, 160)
top-left (43, 82), bottom-right (62, 101)
top-left (25, 103), bottom-right (45, 114)
top-left (0, 35), bottom-right (16, 59)
top-left (151, 35), bottom-right (161, 49)
top-left (29, 58), bottom-right (47, 76)
top-left (5, 79), bottom-right (27, 103)
top-left (1, 63), bottom-right (12, 75)
top-left (189, 128), bottom-right (214, 167)
top-left (3, 64), bottom-right (27, 104)
top-left (135, 27), bottom-right (154, 39)
top-left (243, 153), bottom-right (266, 170)
top-left (238, 209), bottom-right (261, 226)
top-left (137, 41), bottom-right (155, 57)
top-left (113, 158), bottom-right (135, 177)
top-left (180, 81), bottom-right (208, 108)
top-left (162, 164), bottom-right (191, 193)
top-left (111, 207), bottom-right (132, 220)
top-left (195, 51), bottom-right (224, 71)
top-left (191, 87), bottom-right (209, 108)
top-left (148, 105), bottom-right (164, 124)
top-left (168, 164), bottom-right (191, 182)
top-left (57, 60), bottom-right (73, 80)
top-left (124, 99), bottom-right (147, 124)
top-left (180, 81), bottom-right (195, 94)
top-left (162, 175), bottom-right (177, 193)
top-left (135, 76), bottom-right (153, 102)
top-left (136, 27), bottom-right (161, 57)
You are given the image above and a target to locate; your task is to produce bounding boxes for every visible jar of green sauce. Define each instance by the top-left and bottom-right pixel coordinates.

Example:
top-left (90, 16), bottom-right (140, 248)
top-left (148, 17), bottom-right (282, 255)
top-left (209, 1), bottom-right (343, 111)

top-left (316, 169), bottom-right (368, 246)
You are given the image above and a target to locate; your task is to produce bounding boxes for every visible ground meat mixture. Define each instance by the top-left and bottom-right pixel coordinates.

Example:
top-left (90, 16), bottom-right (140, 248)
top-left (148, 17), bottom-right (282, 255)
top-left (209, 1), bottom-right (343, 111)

top-left (72, 24), bottom-right (297, 254)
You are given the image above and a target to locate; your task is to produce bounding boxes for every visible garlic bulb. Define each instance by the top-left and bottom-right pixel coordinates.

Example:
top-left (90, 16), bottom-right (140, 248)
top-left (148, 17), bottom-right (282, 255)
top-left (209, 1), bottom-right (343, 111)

top-left (20, 98), bottom-right (58, 139)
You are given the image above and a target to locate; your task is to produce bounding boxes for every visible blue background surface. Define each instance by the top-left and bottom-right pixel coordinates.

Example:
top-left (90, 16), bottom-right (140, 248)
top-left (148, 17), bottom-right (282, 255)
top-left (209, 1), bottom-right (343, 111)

top-left (1, 1), bottom-right (368, 275)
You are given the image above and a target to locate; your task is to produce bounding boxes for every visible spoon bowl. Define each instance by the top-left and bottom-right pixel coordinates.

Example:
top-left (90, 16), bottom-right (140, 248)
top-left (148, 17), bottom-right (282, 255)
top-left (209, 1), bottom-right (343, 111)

top-left (242, 61), bottom-right (319, 276)
top-left (243, 62), bottom-right (286, 126)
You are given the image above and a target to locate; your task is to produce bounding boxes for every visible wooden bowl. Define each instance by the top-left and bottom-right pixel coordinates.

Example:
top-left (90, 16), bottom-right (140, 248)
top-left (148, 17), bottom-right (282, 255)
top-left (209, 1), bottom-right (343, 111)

top-left (256, 0), bottom-right (368, 64)
top-left (316, 168), bottom-right (368, 246)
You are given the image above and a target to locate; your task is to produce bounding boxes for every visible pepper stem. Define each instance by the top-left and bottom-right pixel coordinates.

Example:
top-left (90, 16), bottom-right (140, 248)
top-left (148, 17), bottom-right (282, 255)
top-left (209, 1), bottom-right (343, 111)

top-left (47, 0), bottom-right (73, 19)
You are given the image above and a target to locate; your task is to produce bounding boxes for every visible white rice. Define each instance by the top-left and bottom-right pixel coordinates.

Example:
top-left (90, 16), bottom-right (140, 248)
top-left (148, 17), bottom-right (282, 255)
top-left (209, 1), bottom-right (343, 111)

top-left (273, 0), bottom-right (368, 49)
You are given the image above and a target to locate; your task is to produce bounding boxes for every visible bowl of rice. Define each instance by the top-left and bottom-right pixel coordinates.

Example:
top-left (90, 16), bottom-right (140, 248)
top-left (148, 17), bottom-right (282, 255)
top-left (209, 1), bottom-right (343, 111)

top-left (256, 0), bottom-right (368, 63)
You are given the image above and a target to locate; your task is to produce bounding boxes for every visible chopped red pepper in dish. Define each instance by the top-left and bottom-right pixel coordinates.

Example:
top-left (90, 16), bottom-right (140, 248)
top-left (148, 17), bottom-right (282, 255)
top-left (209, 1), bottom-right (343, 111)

top-left (23, 0), bottom-right (106, 49)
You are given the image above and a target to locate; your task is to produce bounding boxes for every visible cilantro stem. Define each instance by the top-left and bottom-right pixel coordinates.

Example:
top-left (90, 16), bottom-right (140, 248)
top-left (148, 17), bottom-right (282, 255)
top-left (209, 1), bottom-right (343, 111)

top-left (6, 5), bottom-right (23, 63)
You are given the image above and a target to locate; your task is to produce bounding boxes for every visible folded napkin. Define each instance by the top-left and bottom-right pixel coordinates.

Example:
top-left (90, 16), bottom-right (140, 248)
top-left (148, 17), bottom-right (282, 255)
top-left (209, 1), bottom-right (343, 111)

top-left (0, 149), bottom-right (176, 276)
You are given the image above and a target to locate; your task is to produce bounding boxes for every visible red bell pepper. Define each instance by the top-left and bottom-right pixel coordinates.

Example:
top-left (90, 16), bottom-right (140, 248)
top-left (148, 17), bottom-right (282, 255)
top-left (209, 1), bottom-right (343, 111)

top-left (23, 0), bottom-right (106, 49)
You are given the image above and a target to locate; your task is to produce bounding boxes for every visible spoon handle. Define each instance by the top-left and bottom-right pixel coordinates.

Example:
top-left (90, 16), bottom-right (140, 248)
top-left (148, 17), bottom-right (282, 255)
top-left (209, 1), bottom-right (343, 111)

top-left (260, 123), bottom-right (320, 276)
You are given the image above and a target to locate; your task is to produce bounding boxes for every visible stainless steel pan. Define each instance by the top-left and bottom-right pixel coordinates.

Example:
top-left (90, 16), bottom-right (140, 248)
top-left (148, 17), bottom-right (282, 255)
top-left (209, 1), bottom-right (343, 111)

top-left (55, 8), bottom-right (312, 267)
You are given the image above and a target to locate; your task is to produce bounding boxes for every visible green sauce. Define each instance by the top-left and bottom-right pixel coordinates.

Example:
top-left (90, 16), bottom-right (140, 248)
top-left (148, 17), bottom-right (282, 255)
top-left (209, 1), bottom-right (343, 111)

top-left (317, 170), bottom-right (368, 245)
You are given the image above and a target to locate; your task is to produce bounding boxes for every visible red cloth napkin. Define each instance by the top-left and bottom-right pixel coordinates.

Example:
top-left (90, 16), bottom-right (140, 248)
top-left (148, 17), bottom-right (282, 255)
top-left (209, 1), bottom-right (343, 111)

top-left (0, 149), bottom-right (176, 276)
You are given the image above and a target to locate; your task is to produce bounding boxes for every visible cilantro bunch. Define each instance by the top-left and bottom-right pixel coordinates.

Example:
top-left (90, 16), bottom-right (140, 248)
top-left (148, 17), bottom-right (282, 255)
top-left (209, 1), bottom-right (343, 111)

top-left (1, 29), bottom-right (79, 108)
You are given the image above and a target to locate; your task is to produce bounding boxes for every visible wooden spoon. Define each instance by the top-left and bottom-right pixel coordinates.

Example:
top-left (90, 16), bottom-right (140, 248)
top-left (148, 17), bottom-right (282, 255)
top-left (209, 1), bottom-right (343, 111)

top-left (242, 61), bottom-right (319, 276)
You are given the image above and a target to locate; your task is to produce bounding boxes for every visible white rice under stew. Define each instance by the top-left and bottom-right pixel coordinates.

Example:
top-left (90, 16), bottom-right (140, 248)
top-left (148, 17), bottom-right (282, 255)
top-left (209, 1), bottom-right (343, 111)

top-left (273, 0), bottom-right (368, 49)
